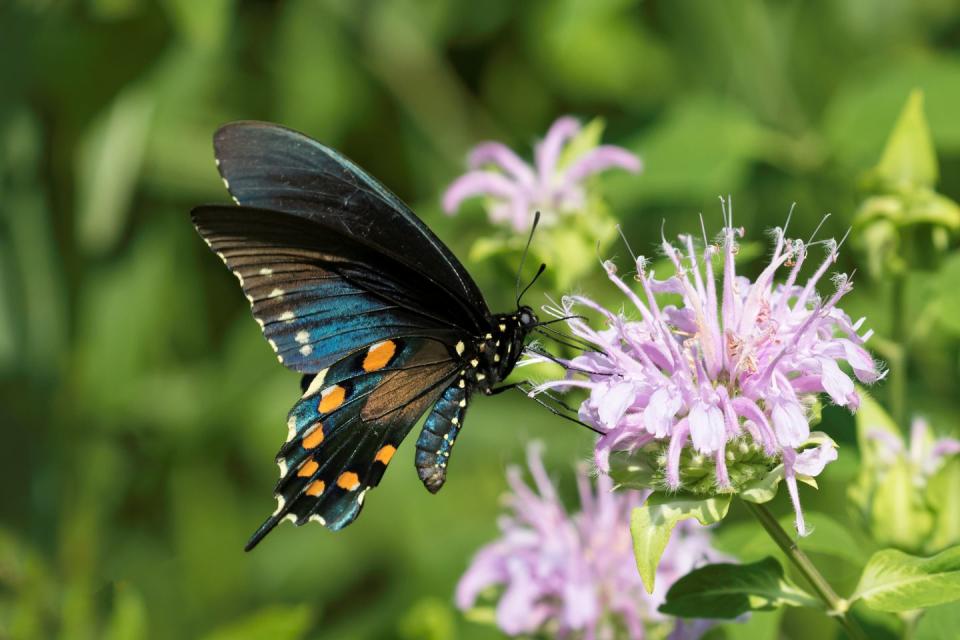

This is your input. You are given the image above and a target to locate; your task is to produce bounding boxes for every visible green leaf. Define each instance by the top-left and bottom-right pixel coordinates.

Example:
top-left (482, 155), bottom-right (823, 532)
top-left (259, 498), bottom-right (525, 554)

top-left (659, 557), bottom-right (820, 619)
top-left (935, 254), bottom-right (960, 336)
top-left (870, 458), bottom-right (932, 550)
top-left (630, 493), bottom-right (731, 593)
top-left (739, 464), bottom-right (784, 504)
top-left (75, 85), bottom-right (154, 255)
top-left (872, 89), bottom-right (938, 190)
top-left (915, 602), bottom-right (960, 640)
top-left (713, 511), bottom-right (869, 567)
top-left (925, 458), bottom-right (960, 553)
top-left (200, 604), bottom-right (312, 640)
top-left (103, 582), bottom-right (147, 640)
top-left (852, 546), bottom-right (960, 612)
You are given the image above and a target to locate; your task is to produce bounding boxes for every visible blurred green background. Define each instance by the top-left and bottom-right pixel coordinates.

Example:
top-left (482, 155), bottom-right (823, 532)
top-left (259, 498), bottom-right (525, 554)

top-left (2, 1), bottom-right (960, 638)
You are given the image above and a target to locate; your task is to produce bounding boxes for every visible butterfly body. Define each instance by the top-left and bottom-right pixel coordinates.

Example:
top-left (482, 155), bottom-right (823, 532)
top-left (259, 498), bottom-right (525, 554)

top-left (191, 121), bottom-right (538, 550)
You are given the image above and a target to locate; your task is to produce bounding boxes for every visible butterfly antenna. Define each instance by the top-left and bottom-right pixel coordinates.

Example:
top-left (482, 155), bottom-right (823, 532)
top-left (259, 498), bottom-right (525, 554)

top-left (518, 263), bottom-right (547, 304)
top-left (515, 211), bottom-right (542, 305)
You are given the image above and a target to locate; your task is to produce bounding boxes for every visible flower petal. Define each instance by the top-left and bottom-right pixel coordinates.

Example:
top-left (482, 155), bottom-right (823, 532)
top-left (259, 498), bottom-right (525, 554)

top-left (534, 116), bottom-right (580, 181)
top-left (468, 142), bottom-right (536, 185)
top-left (771, 400), bottom-right (809, 448)
top-left (688, 402), bottom-right (725, 454)
top-left (442, 171), bottom-right (519, 214)
top-left (563, 145), bottom-right (642, 182)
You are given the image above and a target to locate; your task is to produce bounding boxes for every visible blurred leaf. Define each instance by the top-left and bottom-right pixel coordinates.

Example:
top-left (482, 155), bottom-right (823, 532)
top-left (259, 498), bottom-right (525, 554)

top-left (659, 557), bottom-right (820, 619)
top-left (739, 465), bottom-right (785, 504)
top-left (871, 458), bottom-right (932, 550)
top-left (871, 89), bottom-right (937, 190)
top-left (75, 84), bottom-right (155, 255)
top-left (852, 546), bottom-right (960, 612)
top-left (714, 609), bottom-right (782, 640)
top-left (398, 598), bottom-right (456, 640)
top-left (713, 511), bottom-right (869, 567)
top-left (934, 253), bottom-right (960, 336)
top-left (612, 96), bottom-right (767, 205)
top-left (162, 0), bottom-right (234, 50)
top-left (915, 601), bottom-right (960, 640)
top-left (103, 583), bottom-right (147, 640)
top-left (926, 458), bottom-right (960, 552)
top-left (631, 493), bottom-right (731, 593)
top-left (826, 56), bottom-right (960, 169)
top-left (200, 604), bottom-right (312, 640)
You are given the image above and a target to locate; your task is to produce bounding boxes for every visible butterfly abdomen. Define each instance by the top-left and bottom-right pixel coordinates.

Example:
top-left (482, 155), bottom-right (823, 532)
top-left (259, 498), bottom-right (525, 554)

top-left (416, 382), bottom-right (470, 493)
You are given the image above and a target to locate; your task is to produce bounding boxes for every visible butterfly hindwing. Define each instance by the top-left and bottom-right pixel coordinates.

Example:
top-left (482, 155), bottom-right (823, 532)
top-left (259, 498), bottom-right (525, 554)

top-left (192, 205), bottom-right (471, 372)
top-left (245, 339), bottom-right (458, 549)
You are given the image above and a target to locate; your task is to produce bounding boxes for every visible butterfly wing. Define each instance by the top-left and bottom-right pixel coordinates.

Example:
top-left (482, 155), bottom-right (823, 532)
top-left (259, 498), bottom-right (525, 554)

top-left (245, 338), bottom-right (459, 549)
top-left (192, 205), bottom-right (474, 372)
top-left (212, 120), bottom-right (489, 330)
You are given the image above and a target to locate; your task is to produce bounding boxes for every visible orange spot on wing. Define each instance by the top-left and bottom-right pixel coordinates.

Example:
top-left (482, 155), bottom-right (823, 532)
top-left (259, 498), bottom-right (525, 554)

top-left (297, 459), bottom-right (319, 477)
top-left (306, 480), bottom-right (326, 496)
top-left (336, 471), bottom-right (361, 491)
top-left (363, 340), bottom-right (397, 372)
top-left (375, 445), bottom-right (396, 465)
top-left (318, 385), bottom-right (346, 413)
top-left (302, 424), bottom-right (325, 449)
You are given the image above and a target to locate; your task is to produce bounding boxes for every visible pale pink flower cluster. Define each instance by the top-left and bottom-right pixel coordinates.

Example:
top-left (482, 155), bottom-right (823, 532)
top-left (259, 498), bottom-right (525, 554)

top-left (534, 206), bottom-right (883, 534)
top-left (443, 116), bottom-right (641, 231)
top-left (457, 443), bottom-right (719, 639)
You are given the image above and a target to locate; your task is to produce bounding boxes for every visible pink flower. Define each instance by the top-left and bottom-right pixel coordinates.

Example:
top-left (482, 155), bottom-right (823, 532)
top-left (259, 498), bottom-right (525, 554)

top-left (456, 443), bottom-right (720, 639)
top-left (443, 116), bottom-right (641, 231)
top-left (533, 202), bottom-right (883, 535)
top-left (868, 417), bottom-right (960, 483)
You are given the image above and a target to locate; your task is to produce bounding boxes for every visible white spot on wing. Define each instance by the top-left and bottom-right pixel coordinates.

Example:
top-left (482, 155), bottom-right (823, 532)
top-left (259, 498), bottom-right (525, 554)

top-left (304, 368), bottom-right (329, 397)
top-left (280, 311), bottom-right (295, 322)
top-left (287, 416), bottom-right (297, 442)
top-left (273, 495), bottom-right (286, 515)
top-left (278, 459), bottom-right (288, 476)
top-left (309, 514), bottom-right (326, 525)
top-left (358, 489), bottom-right (368, 506)
top-left (283, 513), bottom-right (297, 524)
top-left (455, 341), bottom-right (465, 356)
top-left (299, 344), bottom-right (313, 356)
top-left (222, 177), bottom-right (230, 189)
top-left (295, 331), bottom-right (310, 344)
top-left (268, 339), bottom-right (279, 352)
top-left (268, 288), bottom-right (284, 298)
top-left (259, 267), bottom-right (273, 276)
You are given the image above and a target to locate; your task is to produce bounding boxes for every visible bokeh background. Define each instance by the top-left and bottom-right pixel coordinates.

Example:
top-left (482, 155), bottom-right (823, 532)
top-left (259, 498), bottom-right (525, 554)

top-left (2, 1), bottom-right (960, 638)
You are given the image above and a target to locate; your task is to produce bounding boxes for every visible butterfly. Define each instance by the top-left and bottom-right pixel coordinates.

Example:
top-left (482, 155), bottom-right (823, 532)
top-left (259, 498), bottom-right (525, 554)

top-left (191, 121), bottom-right (548, 550)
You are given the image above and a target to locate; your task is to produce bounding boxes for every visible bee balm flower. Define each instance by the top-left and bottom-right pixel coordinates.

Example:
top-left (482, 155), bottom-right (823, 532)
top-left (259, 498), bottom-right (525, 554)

top-left (443, 116), bottom-right (641, 232)
top-left (456, 443), bottom-right (719, 639)
top-left (533, 205), bottom-right (882, 535)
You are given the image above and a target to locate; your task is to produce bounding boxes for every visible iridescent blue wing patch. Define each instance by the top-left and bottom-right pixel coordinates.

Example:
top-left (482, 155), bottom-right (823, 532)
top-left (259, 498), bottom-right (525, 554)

top-left (192, 205), bottom-right (470, 372)
top-left (245, 338), bottom-right (458, 549)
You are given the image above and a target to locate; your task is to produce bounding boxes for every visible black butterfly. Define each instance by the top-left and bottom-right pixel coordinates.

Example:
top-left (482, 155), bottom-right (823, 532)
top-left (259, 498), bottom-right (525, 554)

top-left (191, 121), bottom-right (545, 550)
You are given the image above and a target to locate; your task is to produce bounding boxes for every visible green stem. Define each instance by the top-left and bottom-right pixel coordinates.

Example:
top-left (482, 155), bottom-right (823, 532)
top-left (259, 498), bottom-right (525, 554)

top-left (743, 500), bottom-right (868, 640)
top-left (889, 273), bottom-right (907, 427)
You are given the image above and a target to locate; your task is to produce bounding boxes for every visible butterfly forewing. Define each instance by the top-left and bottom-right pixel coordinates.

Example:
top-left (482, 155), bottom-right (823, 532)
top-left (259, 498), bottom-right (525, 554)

top-left (193, 205), bottom-right (470, 371)
top-left (213, 121), bottom-right (489, 330)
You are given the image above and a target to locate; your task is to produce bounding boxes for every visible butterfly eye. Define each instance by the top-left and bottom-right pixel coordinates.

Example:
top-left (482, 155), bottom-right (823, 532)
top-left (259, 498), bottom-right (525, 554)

top-left (519, 309), bottom-right (535, 326)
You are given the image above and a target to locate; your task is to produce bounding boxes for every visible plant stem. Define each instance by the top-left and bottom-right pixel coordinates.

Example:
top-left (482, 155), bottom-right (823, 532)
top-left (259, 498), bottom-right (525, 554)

top-left (889, 273), bottom-right (907, 427)
top-left (743, 500), bottom-right (868, 640)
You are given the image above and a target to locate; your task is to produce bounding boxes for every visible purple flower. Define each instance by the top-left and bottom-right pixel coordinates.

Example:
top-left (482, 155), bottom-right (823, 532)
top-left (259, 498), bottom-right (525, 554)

top-left (533, 203), bottom-right (882, 535)
top-left (456, 443), bottom-right (720, 640)
top-left (868, 417), bottom-right (960, 483)
top-left (443, 116), bottom-right (641, 231)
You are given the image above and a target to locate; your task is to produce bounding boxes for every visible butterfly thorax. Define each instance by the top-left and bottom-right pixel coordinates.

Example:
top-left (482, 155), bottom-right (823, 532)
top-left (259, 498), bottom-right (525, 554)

top-left (456, 306), bottom-right (537, 395)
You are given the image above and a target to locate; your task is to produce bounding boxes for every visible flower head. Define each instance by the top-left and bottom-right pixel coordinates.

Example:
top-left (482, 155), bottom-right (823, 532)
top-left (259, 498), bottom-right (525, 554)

top-left (868, 417), bottom-right (960, 485)
top-left (533, 203), bottom-right (882, 535)
top-left (457, 443), bottom-right (719, 640)
top-left (443, 116), bottom-right (641, 232)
